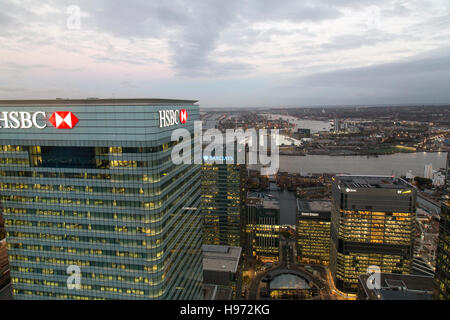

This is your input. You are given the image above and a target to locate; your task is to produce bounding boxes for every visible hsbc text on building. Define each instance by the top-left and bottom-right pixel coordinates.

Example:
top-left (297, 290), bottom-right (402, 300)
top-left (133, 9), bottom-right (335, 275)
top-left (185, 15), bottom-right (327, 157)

top-left (159, 109), bottom-right (188, 128)
top-left (0, 111), bottom-right (80, 129)
top-left (0, 111), bottom-right (47, 129)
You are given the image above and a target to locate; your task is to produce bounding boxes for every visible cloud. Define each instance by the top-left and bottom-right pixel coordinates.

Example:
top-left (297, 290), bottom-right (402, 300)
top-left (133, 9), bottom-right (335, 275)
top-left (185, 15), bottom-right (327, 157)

top-left (274, 53), bottom-right (450, 105)
top-left (292, 55), bottom-right (450, 86)
top-left (70, 0), bottom-right (348, 76)
top-left (0, 0), bottom-right (450, 106)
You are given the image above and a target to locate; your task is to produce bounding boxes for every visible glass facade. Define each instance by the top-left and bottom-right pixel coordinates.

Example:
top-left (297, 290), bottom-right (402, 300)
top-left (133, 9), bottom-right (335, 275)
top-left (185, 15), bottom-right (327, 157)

top-left (296, 201), bottom-right (331, 265)
top-left (245, 196), bottom-right (280, 261)
top-left (330, 176), bottom-right (416, 294)
top-left (201, 160), bottom-right (246, 247)
top-left (435, 152), bottom-right (450, 299)
top-left (0, 100), bottom-right (203, 300)
top-left (435, 202), bottom-right (450, 300)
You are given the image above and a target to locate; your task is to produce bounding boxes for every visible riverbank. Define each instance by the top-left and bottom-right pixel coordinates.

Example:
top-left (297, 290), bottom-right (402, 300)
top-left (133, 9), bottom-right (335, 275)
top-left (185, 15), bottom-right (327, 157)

top-left (279, 148), bottom-right (448, 157)
top-left (276, 152), bottom-right (446, 177)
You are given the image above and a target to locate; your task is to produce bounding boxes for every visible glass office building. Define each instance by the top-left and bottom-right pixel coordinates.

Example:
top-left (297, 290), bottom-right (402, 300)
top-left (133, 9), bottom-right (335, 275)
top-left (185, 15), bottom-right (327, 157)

top-left (201, 144), bottom-right (247, 247)
top-left (330, 175), bottom-right (416, 294)
top-left (435, 202), bottom-right (450, 300)
top-left (296, 200), bottom-right (331, 265)
top-left (434, 152), bottom-right (450, 299)
top-left (245, 193), bottom-right (280, 262)
top-left (0, 99), bottom-right (203, 300)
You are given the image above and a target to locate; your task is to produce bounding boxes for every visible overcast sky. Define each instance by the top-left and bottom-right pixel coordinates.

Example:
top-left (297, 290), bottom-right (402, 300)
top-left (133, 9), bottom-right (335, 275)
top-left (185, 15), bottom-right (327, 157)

top-left (1, 0), bottom-right (450, 108)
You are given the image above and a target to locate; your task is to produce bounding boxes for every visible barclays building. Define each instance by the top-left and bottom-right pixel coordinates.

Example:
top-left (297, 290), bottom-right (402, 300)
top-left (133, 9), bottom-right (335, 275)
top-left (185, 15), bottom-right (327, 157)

top-left (0, 99), bottom-right (202, 300)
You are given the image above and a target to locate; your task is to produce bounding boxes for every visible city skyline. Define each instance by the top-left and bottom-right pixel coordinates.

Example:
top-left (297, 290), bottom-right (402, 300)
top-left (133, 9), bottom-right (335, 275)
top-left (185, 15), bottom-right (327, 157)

top-left (0, 0), bottom-right (449, 306)
top-left (1, 1), bottom-right (450, 108)
top-left (0, 100), bottom-right (448, 301)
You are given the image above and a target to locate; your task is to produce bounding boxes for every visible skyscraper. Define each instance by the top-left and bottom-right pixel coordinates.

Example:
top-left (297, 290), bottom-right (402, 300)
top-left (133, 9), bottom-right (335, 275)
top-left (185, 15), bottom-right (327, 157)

top-left (244, 193), bottom-right (280, 262)
top-left (434, 152), bottom-right (450, 299)
top-left (434, 202), bottom-right (449, 300)
top-left (296, 200), bottom-right (331, 265)
top-left (0, 99), bottom-right (203, 300)
top-left (330, 175), bottom-right (416, 294)
top-left (201, 144), bottom-right (247, 247)
top-left (424, 163), bottom-right (433, 179)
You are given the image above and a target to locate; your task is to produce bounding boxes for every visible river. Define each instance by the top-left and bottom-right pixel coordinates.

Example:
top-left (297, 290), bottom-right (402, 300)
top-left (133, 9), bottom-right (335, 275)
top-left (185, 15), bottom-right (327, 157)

top-left (279, 152), bottom-right (446, 177)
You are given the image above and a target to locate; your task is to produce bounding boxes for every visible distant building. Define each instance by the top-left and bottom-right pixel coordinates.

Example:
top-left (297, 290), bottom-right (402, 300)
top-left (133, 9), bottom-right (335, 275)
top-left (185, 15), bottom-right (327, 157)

top-left (424, 163), bottom-right (433, 179)
top-left (330, 175), bottom-right (417, 294)
top-left (446, 152), bottom-right (450, 192)
top-left (358, 273), bottom-right (434, 300)
top-left (202, 245), bottom-right (242, 299)
top-left (405, 170), bottom-right (415, 180)
top-left (294, 128), bottom-right (311, 139)
top-left (333, 118), bottom-right (340, 133)
top-left (434, 202), bottom-right (450, 300)
top-left (296, 200), bottom-right (331, 265)
top-left (247, 169), bottom-right (269, 190)
top-left (244, 193), bottom-right (280, 262)
top-left (432, 170), bottom-right (445, 187)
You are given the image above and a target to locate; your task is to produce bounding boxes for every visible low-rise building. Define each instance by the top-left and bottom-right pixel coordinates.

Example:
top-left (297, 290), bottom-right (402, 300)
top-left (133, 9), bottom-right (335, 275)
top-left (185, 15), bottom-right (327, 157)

top-left (202, 245), bottom-right (242, 299)
top-left (358, 273), bottom-right (434, 300)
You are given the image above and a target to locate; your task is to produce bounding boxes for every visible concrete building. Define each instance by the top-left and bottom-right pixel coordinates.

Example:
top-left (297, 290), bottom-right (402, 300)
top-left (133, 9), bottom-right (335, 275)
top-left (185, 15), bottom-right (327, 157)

top-left (424, 163), bottom-right (433, 179)
top-left (0, 99), bottom-right (203, 300)
top-left (358, 272), bottom-right (434, 300)
top-left (432, 170), bottom-right (445, 187)
top-left (202, 245), bottom-right (242, 299)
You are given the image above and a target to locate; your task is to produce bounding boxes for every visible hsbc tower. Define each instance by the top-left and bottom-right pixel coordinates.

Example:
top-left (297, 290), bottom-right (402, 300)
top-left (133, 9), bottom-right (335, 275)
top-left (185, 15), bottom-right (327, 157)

top-left (0, 99), bottom-right (202, 300)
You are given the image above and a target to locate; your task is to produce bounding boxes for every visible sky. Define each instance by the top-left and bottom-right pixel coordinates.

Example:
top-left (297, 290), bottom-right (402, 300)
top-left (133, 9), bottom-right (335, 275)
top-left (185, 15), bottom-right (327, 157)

top-left (1, 0), bottom-right (450, 108)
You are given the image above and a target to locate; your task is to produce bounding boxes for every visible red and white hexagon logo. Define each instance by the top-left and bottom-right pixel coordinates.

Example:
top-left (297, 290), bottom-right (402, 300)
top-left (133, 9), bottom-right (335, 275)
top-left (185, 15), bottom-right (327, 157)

top-left (49, 111), bottom-right (79, 129)
top-left (179, 109), bottom-right (188, 124)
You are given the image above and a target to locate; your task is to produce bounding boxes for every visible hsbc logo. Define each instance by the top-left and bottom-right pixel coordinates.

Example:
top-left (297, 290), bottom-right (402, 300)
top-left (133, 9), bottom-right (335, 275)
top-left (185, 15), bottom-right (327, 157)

top-left (0, 111), bottom-right (79, 129)
top-left (159, 109), bottom-right (188, 128)
top-left (49, 111), bottom-right (79, 129)
top-left (180, 109), bottom-right (187, 124)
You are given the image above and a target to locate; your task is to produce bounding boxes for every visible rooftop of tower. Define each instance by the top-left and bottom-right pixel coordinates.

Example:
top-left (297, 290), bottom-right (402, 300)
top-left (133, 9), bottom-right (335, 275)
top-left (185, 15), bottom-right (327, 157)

top-left (335, 175), bottom-right (413, 190)
top-left (0, 98), bottom-right (198, 106)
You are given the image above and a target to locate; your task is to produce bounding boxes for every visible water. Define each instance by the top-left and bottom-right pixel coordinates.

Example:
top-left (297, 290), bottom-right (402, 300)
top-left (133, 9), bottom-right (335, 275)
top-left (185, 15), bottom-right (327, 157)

top-left (279, 152), bottom-right (446, 177)
top-left (264, 114), bottom-right (331, 133)
top-left (268, 184), bottom-right (297, 225)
